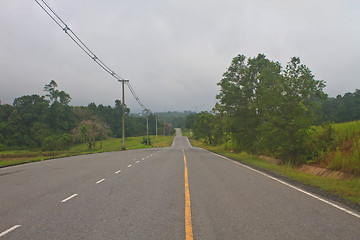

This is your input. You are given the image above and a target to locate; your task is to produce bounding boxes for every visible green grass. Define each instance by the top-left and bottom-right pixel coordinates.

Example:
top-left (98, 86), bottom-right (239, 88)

top-left (190, 138), bottom-right (360, 204)
top-left (311, 120), bottom-right (360, 175)
top-left (0, 135), bottom-right (174, 168)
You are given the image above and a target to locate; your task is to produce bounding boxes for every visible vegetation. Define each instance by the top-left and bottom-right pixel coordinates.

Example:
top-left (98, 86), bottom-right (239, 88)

top-left (0, 80), bottom-right (174, 152)
top-left (320, 90), bottom-right (360, 123)
top-left (185, 53), bottom-right (360, 175)
top-left (0, 135), bottom-right (174, 168)
top-left (182, 53), bottom-right (360, 203)
top-left (308, 120), bottom-right (360, 175)
top-left (187, 54), bottom-right (327, 165)
top-left (154, 111), bottom-right (196, 129)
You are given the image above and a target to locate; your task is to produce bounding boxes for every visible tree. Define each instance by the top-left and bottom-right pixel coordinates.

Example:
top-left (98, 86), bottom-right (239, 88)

top-left (193, 111), bottom-right (214, 144)
top-left (44, 80), bottom-right (71, 105)
top-left (72, 117), bottom-right (110, 149)
top-left (8, 94), bottom-right (50, 147)
top-left (0, 104), bottom-right (13, 147)
top-left (215, 54), bottom-right (327, 164)
top-left (215, 54), bottom-right (277, 152)
top-left (277, 57), bottom-right (326, 163)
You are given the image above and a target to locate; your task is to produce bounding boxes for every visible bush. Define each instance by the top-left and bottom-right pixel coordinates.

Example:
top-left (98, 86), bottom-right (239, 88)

top-left (42, 133), bottom-right (73, 151)
top-left (141, 137), bottom-right (151, 146)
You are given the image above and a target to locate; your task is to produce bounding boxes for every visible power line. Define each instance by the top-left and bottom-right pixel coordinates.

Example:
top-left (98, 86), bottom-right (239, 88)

top-left (34, 0), bottom-right (149, 111)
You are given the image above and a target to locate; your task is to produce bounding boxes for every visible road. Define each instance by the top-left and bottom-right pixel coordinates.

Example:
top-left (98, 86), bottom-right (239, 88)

top-left (1, 129), bottom-right (359, 239)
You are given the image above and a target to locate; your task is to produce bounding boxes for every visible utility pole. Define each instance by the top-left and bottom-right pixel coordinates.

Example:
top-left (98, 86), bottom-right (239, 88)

top-left (163, 120), bottom-right (166, 135)
top-left (118, 79), bottom-right (129, 149)
top-left (156, 115), bottom-right (158, 141)
top-left (145, 109), bottom-right (150, 145)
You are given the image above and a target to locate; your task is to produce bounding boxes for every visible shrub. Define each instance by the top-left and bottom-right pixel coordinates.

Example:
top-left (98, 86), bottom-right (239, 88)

top-left (141, 137), bottom-right (151, 146)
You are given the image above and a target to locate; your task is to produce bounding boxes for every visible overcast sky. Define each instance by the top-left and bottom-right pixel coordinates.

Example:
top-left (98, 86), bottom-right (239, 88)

top-left (1, 0), bottom-right (359, 113)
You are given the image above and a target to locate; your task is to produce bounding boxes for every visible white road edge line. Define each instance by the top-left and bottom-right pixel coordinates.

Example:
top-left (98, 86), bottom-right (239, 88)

top-left (61, 194), bottom-right (78, 203)
top-left (186, 137), bottom-right (191, 147)
top-left (128, 164), bottom-right (132, 168)
top-left (96, 178), bottom-right (106, 184)
top-left (115, 170), bottom-right (121, 174)
top-left (0, 225), bottom-right (21, 238)
top-left (206, 149), bottom-right (360, 220)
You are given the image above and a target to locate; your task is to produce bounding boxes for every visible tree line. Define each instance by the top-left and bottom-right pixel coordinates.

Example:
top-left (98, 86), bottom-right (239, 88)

top-left (186, 54), bottom-right (359, 165)
top-left (319, 90), bottom-right (360, 123)
top-left (0, 80), bottom-right (173, 151)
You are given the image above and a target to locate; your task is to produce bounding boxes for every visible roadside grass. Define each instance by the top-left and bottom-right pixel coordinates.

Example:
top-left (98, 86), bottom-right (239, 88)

top-left (311, 120), bottom-right (360, 175)
top-left (0, 135), bottom-right (174, 168)
top-left (190, 138), bottom-right (360, 204)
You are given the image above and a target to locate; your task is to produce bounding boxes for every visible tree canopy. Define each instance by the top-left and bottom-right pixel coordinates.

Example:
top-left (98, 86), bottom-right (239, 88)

top-left (188, 54), bottom-right (328, 164)
top-left (0, 80), bottom-right (171, 150)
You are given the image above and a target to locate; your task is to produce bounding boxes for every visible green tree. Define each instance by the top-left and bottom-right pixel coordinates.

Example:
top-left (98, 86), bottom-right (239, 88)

top-left (215, 54), bottom-right (327, 164)
top-left (72, 118), bottom-right (110, 149)
top-left (215, 54), bottom-right (276, 152)
top-left (44, 80), bottom-right (71, 105)
top-left (7, 94), bottom-right (50, 147)
top-left (193, 111), bottom-right (214, 144)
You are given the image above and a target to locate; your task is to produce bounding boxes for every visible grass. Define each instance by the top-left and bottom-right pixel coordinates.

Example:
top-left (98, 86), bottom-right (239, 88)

top-left (190, 138), bottom-right (360, 204)
top-left (311, 120), bottom-right (360, 175)
top-left (0, 135), bottom-right (174, 168)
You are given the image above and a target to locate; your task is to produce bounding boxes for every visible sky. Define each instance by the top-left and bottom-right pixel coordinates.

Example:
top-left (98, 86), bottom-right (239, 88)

top-left (1, 0), bottom-right (359, 113)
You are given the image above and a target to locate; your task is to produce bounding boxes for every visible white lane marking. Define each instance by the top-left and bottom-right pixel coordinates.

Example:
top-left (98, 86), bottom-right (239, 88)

top-left (142, 158), bottom-right (145, 160)
top-left (206, 149), bottom-right (360, 220)
top-left (128, 164), bottom-right (132, 168)
top-left (0, 225), bottom-right (21, 238)
top-left (115, 170), bottom-right (121, 174)
top-left (147, 156), bottom-right (150, 158)
top-left (61, 194), bottom-right (78, 203)
top-left (186, 137), bottom-right (191, 147)
top-left (96, 178), bottom-right (106, 184)
top-left (136, 161), bottom-right (140, 163)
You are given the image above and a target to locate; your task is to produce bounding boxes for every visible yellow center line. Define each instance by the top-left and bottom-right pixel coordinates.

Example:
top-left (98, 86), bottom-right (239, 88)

top-left (182, 149), bottom-right (194, 240)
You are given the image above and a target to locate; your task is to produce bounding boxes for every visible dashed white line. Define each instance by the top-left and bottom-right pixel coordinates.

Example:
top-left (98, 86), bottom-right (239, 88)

top-left (61, 194), bottom-right (78, 203)
top-left (0, 225), bottom-right (21, 238)
top-left (96, 178), bottom-right (106, 184)
top-left (128, 164), bottom-right (132, 168)
top-left (115, 170), bottom-right (121, 174)
top-left (142, 158), bottom-right (145, 160)
top-left (136, 161), bottom-right (140, 163)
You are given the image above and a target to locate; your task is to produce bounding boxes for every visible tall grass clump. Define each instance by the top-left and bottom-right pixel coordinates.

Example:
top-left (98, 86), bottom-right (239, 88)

top-left (310, 120), bottom-right (360, 175)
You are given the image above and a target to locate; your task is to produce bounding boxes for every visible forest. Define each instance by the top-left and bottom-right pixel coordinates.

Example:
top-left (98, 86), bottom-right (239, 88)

top-left (0, 80), bottom-right (174, 151)
top-left (186, 54), bottom-right (360, 168)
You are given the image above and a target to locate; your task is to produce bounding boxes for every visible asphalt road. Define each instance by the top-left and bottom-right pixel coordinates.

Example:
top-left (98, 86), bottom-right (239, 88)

top-left (1, 129), bottom-right (359, 239)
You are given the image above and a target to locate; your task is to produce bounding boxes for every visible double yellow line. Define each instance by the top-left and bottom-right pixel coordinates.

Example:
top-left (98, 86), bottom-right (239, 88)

top-left (182, 149), bottom-right (193, 240)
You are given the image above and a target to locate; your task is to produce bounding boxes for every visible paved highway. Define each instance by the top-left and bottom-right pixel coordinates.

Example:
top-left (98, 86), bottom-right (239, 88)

top-left (1, 129), bottom-right (359, 239)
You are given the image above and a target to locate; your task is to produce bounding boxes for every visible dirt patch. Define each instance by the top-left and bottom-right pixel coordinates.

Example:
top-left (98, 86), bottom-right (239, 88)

top-left (298, 165), bottom-right (355, 180)
top-left (259, 155), bottom-right (282, 165)
top-left (259, 155), bottom-right (355, 180)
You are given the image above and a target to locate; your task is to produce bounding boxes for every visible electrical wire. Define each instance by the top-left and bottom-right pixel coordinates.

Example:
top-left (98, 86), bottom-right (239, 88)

top-left (34, 0), bottom-right (149, 111)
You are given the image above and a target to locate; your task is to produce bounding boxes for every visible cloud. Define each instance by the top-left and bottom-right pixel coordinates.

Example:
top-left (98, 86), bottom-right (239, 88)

top-left (1, 0), bottom-right (359, 112)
